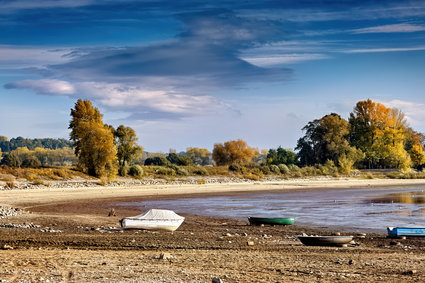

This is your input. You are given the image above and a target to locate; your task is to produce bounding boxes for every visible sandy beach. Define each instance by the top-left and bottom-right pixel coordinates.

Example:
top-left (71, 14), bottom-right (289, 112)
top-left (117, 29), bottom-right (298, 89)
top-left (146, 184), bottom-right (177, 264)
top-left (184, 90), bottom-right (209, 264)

top-left (1, 177), bottom-right (425, 282)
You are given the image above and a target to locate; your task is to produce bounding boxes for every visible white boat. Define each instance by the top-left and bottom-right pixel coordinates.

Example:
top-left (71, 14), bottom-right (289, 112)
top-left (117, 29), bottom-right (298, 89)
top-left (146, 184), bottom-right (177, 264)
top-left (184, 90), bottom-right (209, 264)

top-left (120, 209), bottom-right (185, 231)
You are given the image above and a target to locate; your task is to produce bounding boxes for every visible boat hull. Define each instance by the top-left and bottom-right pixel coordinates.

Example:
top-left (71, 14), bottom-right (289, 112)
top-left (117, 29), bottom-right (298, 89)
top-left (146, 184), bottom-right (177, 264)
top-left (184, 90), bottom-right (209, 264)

top-left (387, 227), bottom-right (425, 238)
top-left (298, 236), bottom-right (353, 246)
top-left (120, 218), bottom-right (184, 232)
top-left (248, 217), bottom-right (295, 226)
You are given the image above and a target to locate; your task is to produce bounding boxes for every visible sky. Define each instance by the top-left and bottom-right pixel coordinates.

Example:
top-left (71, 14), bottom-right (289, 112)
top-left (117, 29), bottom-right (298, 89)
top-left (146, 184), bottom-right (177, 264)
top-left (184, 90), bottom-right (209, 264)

top-left (1, 0), bottom-right (425, 152)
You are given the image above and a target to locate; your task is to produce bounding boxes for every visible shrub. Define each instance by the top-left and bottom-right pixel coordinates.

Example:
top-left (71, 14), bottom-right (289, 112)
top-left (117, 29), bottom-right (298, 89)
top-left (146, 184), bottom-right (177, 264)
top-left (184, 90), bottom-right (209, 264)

top-left (278, 164), bottom-right (290, 174)
top-left (197, 179), bottom-right (206, 184)
top-left (288, 164), bottom-right (300, 171)
top-left (128, 165), bottom-right (144, 177)
top-left (192, 167), bottom-right (208, 176)
top-left (269, 164), bottom-right (280, 174)
top-left (243, 172), bottom-right (261, 181)
top-left (228, 164), bottom-right (244, 173)
top-left (144, 156), bottom-right (169, 166)
top-left (155, 167), bottom-right (175, 176)
top-left (175, 167), bottom-right (189, 176)
top-left (259, 165), bottom-right (271, 174)
top-left (21, 156), bottom-right (42, 168)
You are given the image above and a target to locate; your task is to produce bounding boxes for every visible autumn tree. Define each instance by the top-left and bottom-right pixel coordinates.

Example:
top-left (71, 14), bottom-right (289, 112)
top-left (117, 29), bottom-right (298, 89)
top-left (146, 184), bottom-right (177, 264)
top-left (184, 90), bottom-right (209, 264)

top-left (212, 139), bottom-right (258, 166)
top-left (186, 147), bottom-right (211, 165)
top-left (405, 128), bottom-right (425, 168)
top-left (349, 99), bottom-right (411, 169)
top-left (114, 125), bottom-right (143, 176)
top-left (296, 113), bottom-right (361, 168)
top-left (69, 99), bottom-right (117, 179)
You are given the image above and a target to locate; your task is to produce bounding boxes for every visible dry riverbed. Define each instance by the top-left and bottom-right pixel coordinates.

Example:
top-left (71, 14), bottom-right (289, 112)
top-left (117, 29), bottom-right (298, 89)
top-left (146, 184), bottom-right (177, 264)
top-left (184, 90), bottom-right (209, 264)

top-left (1, 178), bottom-right (425, 282)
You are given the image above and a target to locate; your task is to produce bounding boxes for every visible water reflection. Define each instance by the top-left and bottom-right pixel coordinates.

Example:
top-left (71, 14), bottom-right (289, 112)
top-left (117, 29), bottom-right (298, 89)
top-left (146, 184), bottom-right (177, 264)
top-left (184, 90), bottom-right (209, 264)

top-left (369, 191), bottom-right (425, 204)
top-left (117, 187), bottom-right (425, 232)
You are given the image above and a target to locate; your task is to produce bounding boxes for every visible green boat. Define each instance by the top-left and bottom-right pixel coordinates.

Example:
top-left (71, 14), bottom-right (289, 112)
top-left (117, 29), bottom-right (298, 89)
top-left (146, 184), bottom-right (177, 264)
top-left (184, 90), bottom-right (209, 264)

top-left (248, 217), bottom-right (295, 226)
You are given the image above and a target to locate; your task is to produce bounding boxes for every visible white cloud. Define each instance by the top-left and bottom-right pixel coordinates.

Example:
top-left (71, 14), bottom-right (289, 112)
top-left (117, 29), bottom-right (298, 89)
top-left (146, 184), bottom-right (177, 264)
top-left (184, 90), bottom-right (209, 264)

top-left (0, 0), bottom-right (95, 14)
top-left (0, 45), bottom-right (71, 68)
top-left (378, 99), bottom-right (425, 128)
top-left (4, 79), bottom-right (75, 95)
top-left (342, 46), bottom-right (425, 54)
top-left (242, 53), bottom-right (329, 66)
top-left (352, 23), bottom-right (425, 34)
top-left (4, 79), bottom-right (229, 119)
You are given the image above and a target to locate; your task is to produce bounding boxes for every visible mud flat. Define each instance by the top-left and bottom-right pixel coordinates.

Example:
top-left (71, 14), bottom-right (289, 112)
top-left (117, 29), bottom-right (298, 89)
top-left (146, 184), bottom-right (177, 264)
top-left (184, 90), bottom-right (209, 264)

top-left (1, 178), bottom-right (425, 282)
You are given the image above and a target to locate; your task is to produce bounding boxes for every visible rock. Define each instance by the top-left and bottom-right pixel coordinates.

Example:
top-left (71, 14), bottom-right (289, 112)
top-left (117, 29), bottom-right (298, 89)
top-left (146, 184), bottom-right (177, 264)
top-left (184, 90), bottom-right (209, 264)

top-left (247, 241), bottom-right (255, 246)
top-left (212, 278), bottom-right (224, 283)
top-left (159, 252), bottom-right (172, 260)
top-left (334, 232), bottom-right (341, 236)
top-left (242, 232), bottom-right (248, 237)
top-left (348, 259), bottom-right (354, 265)
top-left (390, 241), bottom-right (401, 246)
top-left (403, 270), bottom-right (417, 275)
top-left (225, 233), bottom-right (232, 237)
top-left (108, 208), bottom-right (116, 217)
top-left (1, 244), bottom-right (13, 250)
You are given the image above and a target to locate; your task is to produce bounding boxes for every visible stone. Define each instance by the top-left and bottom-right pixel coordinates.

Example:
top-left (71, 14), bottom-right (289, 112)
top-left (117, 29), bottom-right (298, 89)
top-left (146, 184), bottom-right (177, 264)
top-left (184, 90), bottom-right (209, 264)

top-left (212, 278), bottom-right (224, 283)
top-left (404, 270), bottom-right (417, 275)
top-left (1, 245), bottom-right (13, 250)
top-left (247, 241), bottom-right (255, 246)
top-left (348, 259), bottom-right (354, 265)
top-left (159, 252), bottom-right (172, 260)
top-left (390, 241), bottom-right (401, 246)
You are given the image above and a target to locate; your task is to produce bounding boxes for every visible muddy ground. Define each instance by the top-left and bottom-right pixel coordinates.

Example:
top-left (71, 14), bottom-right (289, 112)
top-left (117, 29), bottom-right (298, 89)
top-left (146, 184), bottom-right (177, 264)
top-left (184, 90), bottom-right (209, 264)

top-left (0, 197), bottom-right (424, 283)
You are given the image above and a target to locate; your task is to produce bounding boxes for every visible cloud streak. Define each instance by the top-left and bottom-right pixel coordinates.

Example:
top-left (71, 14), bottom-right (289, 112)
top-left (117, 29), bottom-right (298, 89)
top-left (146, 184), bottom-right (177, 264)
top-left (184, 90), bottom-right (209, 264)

top-left (352, 23), bottom-right (425, 34)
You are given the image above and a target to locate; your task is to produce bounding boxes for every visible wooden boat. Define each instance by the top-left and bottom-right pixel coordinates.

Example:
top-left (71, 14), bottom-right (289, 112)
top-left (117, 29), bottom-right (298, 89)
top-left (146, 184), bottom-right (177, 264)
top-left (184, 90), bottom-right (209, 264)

top-left (120, 209), bottom-right (185, 232)
top-left (248, 217), bottom-right (295, 226)
top-left (387, 227), bottom-right (425, 238)
top-left (298, 235), bottom-right (353, 246)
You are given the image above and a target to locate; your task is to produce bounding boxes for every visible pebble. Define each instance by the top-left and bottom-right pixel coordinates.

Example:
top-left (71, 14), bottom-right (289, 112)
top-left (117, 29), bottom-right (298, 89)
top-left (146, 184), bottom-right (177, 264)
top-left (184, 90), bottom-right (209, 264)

top-left (212, 278), bottom-right (224, 283)
top-left (247, 241), bottom-right (255, 246)
top-left (159, 252), bottom-right (172, 260)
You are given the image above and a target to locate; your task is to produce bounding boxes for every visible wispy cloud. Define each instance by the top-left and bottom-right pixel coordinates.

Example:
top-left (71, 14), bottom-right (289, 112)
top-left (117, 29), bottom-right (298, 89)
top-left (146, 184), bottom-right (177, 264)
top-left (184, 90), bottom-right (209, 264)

top-left (352, 23), bottom-right (425, 34)
top-left (342, 46), bottom-right (425, 53)
top-left (0, 45), bottom-right (70, 68)
top-left (242, 53), bottom-right (329, 66)
top-left (378, 99), bottom-right (425, 127)
top-left (4, 79), bottom-right (75, 95)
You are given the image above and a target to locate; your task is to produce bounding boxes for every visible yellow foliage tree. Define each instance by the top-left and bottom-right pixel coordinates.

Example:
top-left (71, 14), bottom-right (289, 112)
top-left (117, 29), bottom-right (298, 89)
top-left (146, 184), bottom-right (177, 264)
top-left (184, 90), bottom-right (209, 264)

top-left (69, 100), bottom-right (117, 179)
top-left (349, 99), bottom-right (412, 169)
top-left (212, 139), bottom-right (258, 166)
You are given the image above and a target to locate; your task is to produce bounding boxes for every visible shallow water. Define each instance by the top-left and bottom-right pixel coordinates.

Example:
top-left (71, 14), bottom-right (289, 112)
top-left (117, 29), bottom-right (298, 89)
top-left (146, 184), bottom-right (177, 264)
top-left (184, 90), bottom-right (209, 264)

top-left (117, 186), bottom-right (425, 233)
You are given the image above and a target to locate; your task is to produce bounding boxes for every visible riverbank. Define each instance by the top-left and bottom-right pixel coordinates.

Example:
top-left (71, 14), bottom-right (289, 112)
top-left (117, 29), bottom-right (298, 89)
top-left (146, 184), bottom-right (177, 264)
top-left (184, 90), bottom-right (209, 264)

top-left (1, 177), bottom-right (425, 282)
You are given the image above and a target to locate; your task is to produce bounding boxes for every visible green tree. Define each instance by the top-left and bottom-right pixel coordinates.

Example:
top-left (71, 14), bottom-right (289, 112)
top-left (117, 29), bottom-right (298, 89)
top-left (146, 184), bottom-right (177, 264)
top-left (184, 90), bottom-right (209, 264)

top-left (166, 152), bottom-right (191, 166)
top-left (267, 147), bottom-right (297, 165)
top-left (114, 125), bottom-right (143, 176)
top-left (186, 147), bottom-right (211, 165)
top-left (296, 113), bottom-right (360, 166)
top-left (212, 139), bottom-right (258, 166)
top-left (69, 99), bottom-right (117, 179)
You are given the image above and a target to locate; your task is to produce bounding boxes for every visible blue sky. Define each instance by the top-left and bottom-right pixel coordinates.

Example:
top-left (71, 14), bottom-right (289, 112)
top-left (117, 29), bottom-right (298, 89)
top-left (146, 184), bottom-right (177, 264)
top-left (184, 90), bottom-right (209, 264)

top-left (1, 0), bottom-right (425, 152)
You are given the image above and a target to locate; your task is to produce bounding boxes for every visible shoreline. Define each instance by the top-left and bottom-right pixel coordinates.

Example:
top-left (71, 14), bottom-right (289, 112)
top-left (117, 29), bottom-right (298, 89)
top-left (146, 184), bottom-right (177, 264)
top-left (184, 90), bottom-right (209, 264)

top-left (2, 176), bottom-right (425, 208)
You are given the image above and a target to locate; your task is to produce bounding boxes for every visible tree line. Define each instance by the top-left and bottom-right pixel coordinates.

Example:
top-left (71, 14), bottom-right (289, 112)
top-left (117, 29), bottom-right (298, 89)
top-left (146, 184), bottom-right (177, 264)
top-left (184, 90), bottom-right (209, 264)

top-left (2, 98), bottom-right (424, 179)
top-left (0, 136), bottom-right (72, 152)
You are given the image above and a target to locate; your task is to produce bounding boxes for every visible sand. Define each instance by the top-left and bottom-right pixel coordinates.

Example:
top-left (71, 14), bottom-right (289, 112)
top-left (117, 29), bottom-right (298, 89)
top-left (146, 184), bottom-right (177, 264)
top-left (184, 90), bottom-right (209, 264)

top-left (1, 177), bottom-right (425, 282)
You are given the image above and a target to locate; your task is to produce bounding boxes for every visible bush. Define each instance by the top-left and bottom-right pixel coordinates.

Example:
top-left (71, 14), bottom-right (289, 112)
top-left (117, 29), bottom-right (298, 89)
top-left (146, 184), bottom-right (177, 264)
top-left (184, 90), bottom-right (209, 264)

top-left (269, 164), bottom-right (280, 174)
top-left (278, 164), bottom-right (290, 174)
top-left (144, 156), bottom-right (169, 166)
top-left (128, 165), bottom-right (144, 177)
top-left (259, 165), bottom-right (271, 174)
top-left (21, 156), bottom-right (42, 168)
top-left (288, 164), bottom-right (300, 171)
top-left (155, 167), bottom-right (175, 176)
top-left (192, 167), bottom-right (208, 176)
top-left (228, 164), bottom-right (244, 173)
top-left (243, 172), bottom-right (261, 181)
